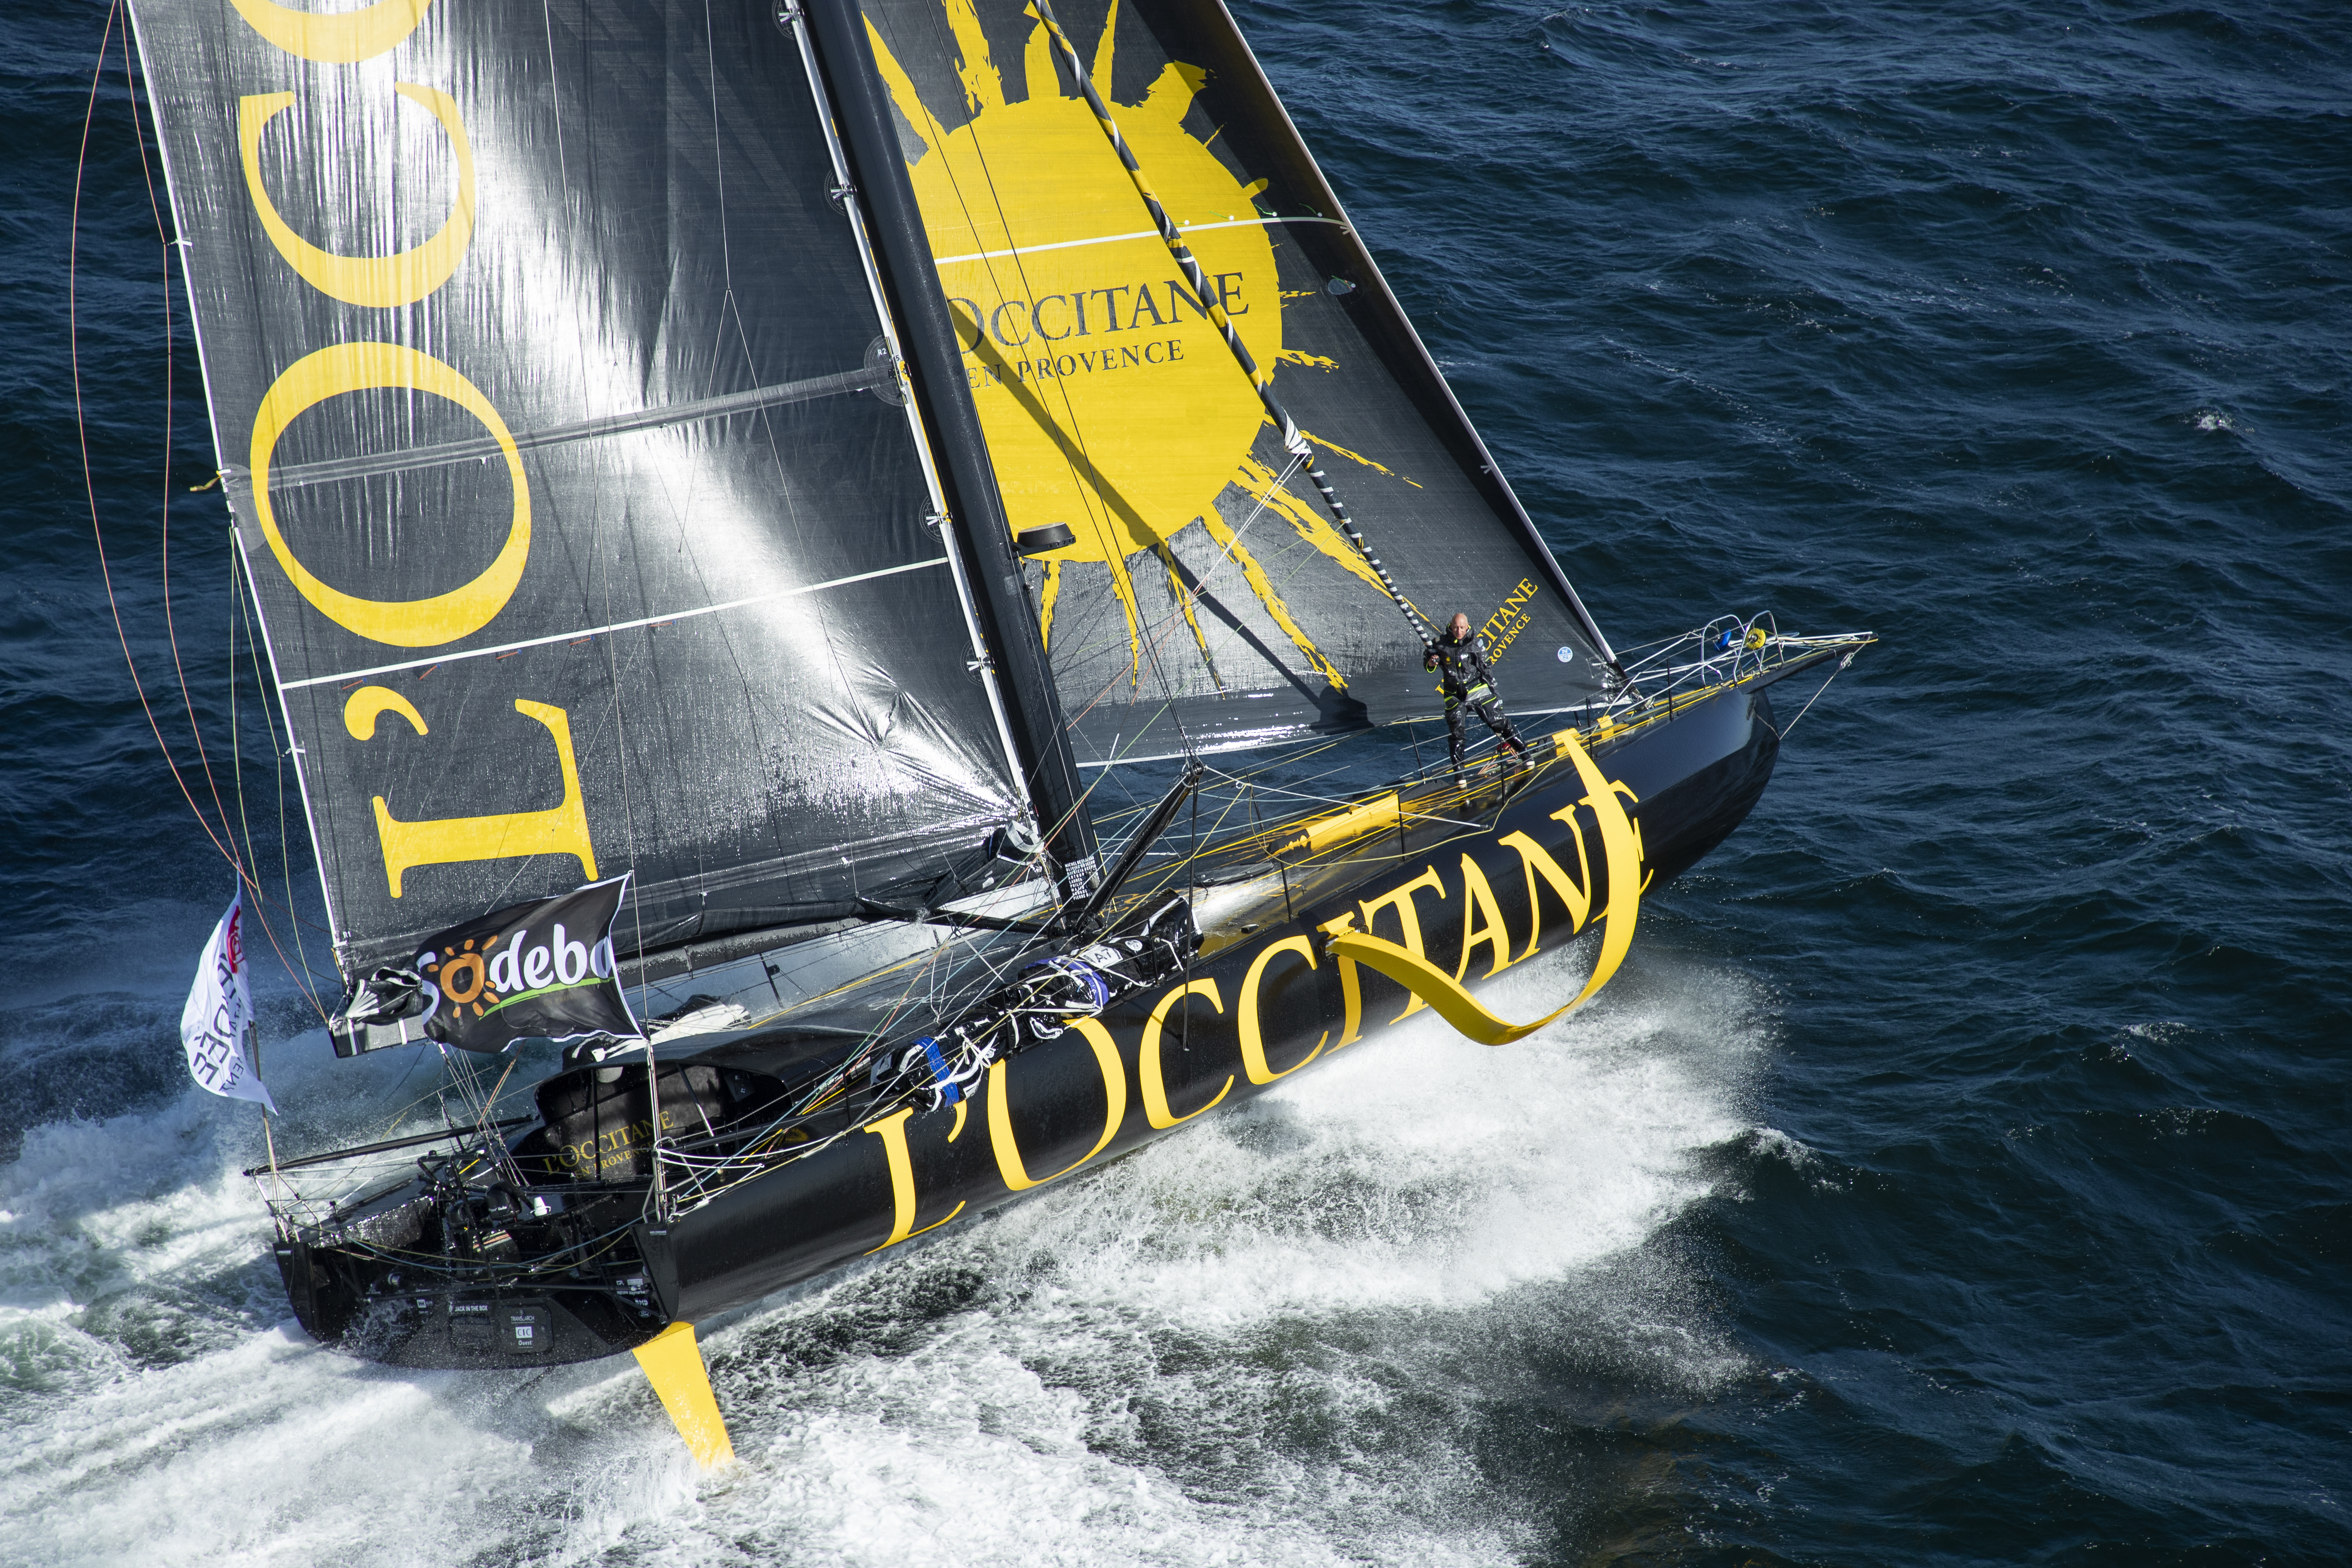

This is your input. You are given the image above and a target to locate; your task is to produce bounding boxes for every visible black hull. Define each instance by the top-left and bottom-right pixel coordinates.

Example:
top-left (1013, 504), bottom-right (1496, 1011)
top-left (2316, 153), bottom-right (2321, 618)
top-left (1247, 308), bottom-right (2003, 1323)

top-left (279, 683), bottom-right (1780, 1367)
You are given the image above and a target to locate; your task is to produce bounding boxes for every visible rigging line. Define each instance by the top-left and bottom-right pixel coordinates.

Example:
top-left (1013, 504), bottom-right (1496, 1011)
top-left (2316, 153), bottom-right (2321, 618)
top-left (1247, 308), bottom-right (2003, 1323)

top-left (221, 563), bottom-right (331, 1011)
top-left (126, 22), bottom-right (236, 867)
top-left (227, 588), bottom-right (250, 880)
top-left (1052, 450), bottom-right (1309, 721)
top-left (1197, 768), bottom-right (1379, 814)
top-left (1035, 446), bottom-right (1306, 684)
top-left (1137, 449), bottom-right (1305, 657)
top-left (1134, 786), bottom-right (1247, 906)
top-left (231, 555), bottom-right (335, 1010)
top-left (701, 0), bottom-right (742, 365)
top-left (225, 562), bottom-right (266, 976)
top-left (75, 4), bottom-right (236, 873)
top-left (1029, 0), bottom-right (1434, 655)
top-left (887, 3), bottom-right (1115, 551)
top-left (591, 432), bottom-right (652, 1025)
top-left (1775, 661), bottom-right (1847, 739)
top-left (539, 0), bottom-right (569, 193)
top-left (932, 214), bottom-right (1346, 267)
top-left (698, 0), bottom-right (786, 530)
top-left (84, 4), bottom-right (322, 1021)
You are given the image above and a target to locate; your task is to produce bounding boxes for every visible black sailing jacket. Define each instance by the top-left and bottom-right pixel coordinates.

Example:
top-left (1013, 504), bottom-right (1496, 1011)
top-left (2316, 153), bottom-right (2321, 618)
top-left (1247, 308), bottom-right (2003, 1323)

top-left (1426, 630), bottom-right (1499, 704)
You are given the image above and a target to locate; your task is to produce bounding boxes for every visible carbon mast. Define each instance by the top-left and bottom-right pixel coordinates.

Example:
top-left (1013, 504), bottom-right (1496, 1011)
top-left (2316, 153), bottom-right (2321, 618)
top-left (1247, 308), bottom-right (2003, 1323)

top-left (792, 0), bottom-right (1103, 896)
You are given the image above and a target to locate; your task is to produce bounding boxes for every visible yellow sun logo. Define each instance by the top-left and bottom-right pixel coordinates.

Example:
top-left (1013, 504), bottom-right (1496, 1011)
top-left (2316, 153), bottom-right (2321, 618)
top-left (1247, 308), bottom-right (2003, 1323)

top-left (868, 0), bottom-right (1402, 689)
top-left (420, 933), bottom-right (503, 1020)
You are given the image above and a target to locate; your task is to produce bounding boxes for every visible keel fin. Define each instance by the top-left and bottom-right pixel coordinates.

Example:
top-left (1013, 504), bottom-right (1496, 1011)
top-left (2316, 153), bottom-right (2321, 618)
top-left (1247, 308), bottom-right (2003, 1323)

top-left (633, 1321), bottom-right (735, 1469)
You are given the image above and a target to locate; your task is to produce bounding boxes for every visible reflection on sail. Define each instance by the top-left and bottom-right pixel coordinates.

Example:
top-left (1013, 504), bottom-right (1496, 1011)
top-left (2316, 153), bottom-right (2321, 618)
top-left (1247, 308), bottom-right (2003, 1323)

top-left (132, 0), bottom-right (1026, 971)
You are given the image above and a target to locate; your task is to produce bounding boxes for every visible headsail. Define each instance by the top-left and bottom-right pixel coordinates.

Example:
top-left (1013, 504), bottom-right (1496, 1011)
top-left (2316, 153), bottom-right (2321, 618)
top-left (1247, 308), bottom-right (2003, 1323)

top-left (856, 0), bottom-right (1617, 766)
top-left (130, 0), bottom-right (1055, 975)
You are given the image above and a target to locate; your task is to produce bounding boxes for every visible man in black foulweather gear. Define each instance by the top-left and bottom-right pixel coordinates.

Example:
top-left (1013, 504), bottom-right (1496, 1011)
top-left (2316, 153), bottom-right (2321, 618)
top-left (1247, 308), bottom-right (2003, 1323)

top-left (1426, 612), bottom-right (1528, 770)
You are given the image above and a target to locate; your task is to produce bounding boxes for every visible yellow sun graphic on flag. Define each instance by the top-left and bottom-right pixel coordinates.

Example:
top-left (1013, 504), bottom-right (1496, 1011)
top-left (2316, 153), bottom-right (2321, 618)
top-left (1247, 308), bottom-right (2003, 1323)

top-left (867, 0), bottom-right (1396, 687)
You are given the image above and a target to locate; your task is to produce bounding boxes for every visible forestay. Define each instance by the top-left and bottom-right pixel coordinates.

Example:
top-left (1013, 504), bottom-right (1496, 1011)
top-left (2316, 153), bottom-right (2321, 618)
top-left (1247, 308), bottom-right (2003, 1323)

top-left (857, 0), bottom-right (1617, 766)
top-left (130, 0), bottom-right (1032, 975)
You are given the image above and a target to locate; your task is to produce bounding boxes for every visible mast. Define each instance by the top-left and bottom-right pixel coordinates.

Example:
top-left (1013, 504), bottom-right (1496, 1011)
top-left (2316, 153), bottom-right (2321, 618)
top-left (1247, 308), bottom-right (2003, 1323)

top-left (794, 0), bottom-right (1102, 896)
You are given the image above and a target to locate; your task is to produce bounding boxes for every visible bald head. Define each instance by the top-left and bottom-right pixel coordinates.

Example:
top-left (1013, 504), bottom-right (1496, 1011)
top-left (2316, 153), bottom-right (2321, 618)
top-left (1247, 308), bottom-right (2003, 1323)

top-left (1449, 613), bottom-right (1471, 640)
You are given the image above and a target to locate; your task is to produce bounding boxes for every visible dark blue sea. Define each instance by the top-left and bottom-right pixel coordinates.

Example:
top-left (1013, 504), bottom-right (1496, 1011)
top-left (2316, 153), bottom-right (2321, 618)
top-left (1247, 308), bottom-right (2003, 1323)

top-left (4, 0), bottom-right (2346, 1562)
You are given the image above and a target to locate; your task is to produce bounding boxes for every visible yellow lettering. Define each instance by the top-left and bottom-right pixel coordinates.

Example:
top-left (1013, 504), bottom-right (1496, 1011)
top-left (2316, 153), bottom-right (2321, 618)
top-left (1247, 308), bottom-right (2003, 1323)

top-left (1237, 938), bottom-right (1325, 1084)
top-left (1608, 780), bottom-right (1651, 881)
top-left (988, 1017), bottom-right (1127, 1190)
top-left (1567, 756), bottom-right (1644, 1001)
top-left (1139, 981), bottom-right (1231, 1128)
top-left (230, 0), bottom-right (435, 63)
top-left (1497, 827), bottom-right (1592, 962)
top-left (1453, 854), bottom-right (1514, 982)
top-left (1323, 735), bottom-right (1644, 1047)
top-left (239, 86), bottom-right (476, 308)
top-left (1314, 910), bottom-right (1365, 1048)
top-left (1358, 867), bottom-right (1446, 1023)
top-left (862, 1108), bottom-right (966, 1253)
top-left (344, 684), bottom-right (427, 741)
top-left (345, 688), bottom-right (596, 897)
top-left (251, 343), bottom-right (528, 646)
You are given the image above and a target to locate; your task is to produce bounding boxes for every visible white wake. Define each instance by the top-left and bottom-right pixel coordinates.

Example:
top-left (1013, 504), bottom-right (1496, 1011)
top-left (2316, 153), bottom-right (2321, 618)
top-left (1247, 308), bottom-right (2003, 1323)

top-left (0, 941), bottom-right (1765, 1567)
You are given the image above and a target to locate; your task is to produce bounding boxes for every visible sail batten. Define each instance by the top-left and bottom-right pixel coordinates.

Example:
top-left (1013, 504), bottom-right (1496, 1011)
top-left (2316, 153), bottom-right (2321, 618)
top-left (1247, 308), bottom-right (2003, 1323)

top-left (933, 213), bottom-right (1346, 268)
top-left (275, 557), bottom-right (955, 693)
top-left (247, 364), bottom-right (896, 491)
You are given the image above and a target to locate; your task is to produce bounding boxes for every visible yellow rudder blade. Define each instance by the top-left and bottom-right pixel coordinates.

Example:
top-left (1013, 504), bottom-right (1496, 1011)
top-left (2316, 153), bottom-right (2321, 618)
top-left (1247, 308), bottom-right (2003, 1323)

top-left (632, 1321), bottom-right (735, 1469)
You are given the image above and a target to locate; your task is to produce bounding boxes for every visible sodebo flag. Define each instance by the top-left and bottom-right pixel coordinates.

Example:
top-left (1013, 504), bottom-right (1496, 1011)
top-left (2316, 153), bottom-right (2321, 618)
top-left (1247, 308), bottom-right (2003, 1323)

top-left (412, 874), bottom-right (643, 1054)
top-left (180, 892), bottom-right (277, 1113)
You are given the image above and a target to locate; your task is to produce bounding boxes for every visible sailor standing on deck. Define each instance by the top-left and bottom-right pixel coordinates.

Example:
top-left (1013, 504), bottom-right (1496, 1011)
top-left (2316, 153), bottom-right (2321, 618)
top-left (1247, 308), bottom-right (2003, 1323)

top-left (1426, 612), bottom-right (1529, 771)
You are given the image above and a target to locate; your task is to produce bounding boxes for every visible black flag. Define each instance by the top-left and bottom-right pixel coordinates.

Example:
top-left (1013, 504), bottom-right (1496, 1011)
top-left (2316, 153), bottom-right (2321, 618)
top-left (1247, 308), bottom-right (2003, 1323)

top-left (413, 876), bottom-right (643, 1054)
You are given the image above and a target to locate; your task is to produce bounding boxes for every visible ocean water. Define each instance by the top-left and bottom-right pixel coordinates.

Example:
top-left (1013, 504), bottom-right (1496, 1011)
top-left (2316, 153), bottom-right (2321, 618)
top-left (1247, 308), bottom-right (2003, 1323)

top-left (4, 0), bottom-right (2348, 1563)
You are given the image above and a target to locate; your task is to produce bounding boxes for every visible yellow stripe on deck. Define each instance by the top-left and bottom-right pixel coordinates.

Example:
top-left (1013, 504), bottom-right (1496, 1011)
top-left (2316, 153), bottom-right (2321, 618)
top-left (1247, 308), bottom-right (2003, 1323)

top-left (1276, 792), bottom-right (1400, 858)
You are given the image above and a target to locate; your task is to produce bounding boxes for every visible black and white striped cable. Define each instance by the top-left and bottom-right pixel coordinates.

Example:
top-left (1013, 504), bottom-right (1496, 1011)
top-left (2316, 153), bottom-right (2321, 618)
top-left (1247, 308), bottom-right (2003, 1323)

top-left (1029, 0), bottom-right (1435, 651)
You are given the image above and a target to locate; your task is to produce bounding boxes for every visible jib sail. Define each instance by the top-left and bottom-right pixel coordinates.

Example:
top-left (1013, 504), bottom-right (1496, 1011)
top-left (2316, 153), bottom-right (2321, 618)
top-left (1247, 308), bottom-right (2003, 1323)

top-left (854, 0), bottom-right (1617, 765)
top-left (128, 0), bottom-right (1062, 975)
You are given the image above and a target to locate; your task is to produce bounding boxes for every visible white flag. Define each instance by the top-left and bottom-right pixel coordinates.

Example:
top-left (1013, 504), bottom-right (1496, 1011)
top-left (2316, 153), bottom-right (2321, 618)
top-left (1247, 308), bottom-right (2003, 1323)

top-left (180, 892), bottom-right (277, 1114)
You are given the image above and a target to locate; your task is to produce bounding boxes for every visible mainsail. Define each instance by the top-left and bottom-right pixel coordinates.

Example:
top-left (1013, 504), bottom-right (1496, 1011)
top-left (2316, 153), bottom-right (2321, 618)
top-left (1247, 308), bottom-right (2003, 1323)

top-left (853, 0), bottom-right (1618, 765)
top-left (129, 0), bottom-right (1089, 977)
